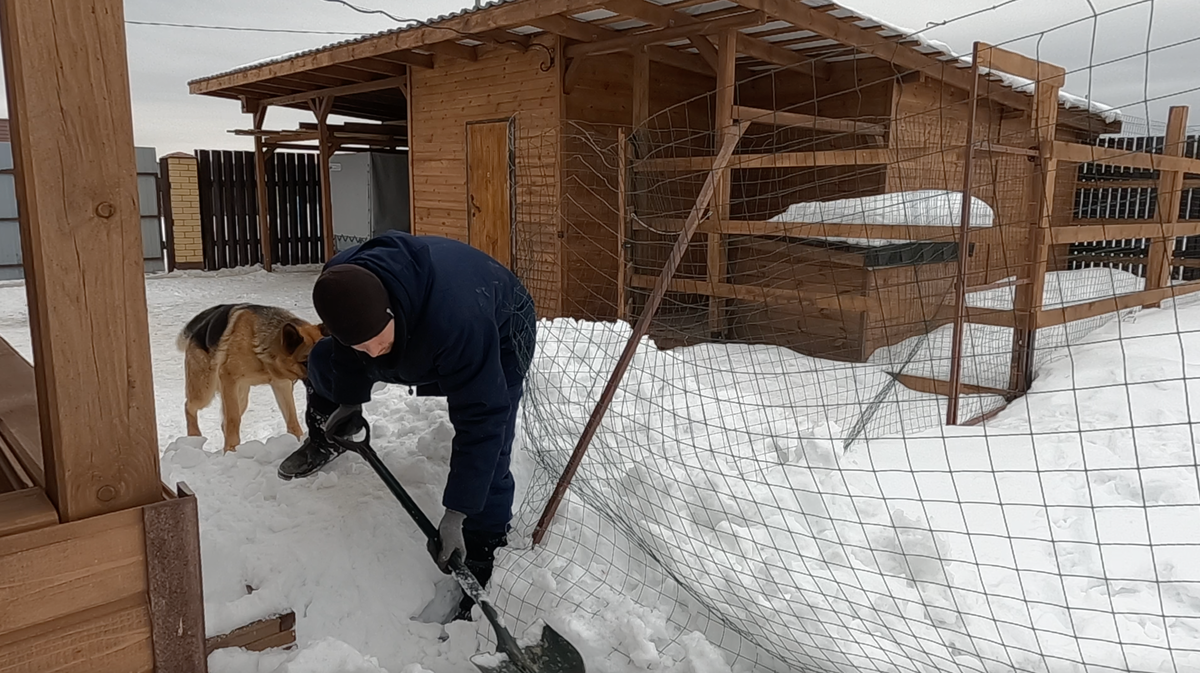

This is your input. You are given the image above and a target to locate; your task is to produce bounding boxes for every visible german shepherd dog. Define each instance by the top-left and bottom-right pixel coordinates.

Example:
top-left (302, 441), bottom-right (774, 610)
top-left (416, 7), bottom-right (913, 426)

top-left (178, 304), bottom-right (326, 452)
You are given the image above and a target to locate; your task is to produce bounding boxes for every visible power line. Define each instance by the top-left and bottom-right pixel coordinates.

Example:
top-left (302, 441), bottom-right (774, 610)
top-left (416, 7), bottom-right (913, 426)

top-left (125, 19), bottom-right (369, 36)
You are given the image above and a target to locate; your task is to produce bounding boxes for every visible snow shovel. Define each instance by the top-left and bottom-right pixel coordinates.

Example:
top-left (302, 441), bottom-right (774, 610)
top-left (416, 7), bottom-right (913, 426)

top-left (327, 424), bottom-right (586, 673)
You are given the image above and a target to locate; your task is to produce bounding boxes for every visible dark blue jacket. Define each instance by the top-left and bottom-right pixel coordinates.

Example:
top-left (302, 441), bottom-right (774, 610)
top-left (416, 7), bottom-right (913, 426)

top-left (306, 232), bottom-right (536, 530)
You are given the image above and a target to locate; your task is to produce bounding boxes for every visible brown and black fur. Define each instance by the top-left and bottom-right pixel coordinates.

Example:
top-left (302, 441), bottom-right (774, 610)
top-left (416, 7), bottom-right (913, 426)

top-left (178, 304), bottom-right (326, 452)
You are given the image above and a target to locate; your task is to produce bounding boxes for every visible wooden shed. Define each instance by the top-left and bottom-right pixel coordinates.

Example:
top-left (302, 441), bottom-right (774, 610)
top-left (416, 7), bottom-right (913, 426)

top-left (188, 0), bottom-right (1120, 373)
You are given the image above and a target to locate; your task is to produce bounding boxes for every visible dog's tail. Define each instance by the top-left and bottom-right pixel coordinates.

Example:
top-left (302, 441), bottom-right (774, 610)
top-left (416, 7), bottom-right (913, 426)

top-left (178, 304), bottom-right (239, 353)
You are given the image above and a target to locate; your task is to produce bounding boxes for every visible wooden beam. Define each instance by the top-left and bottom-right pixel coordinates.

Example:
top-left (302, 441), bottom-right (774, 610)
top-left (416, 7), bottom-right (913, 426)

top-left (529, 14), bottom-right (607, 42)
top-left (732, 105), bottom-right (885, 136)
top-left (0, 488), bottom-right (58, 537)
top-left (646, 218), bottom-right (969, 241)
top-left (310, 97), bottom-right (337, 261)
top-left (1145, 106), bottom-right (1189, 306)
top-left (689, 35), bottom-right (720, 71)
top-left (629, 274), bottom-right (877, 312)
top-left (206, 612), bottom-right (296, 655)
top-left (375, 50), bottom-right (435, 70)
top-left (730, 0), bottom-right (1034, 112)
top-left (0, 0), bottom-right (161, 521)
top-left (637, 147), bottom-right (926, 172)
top-left (477, 29), bottom-right (531, 53)
top-left (974, 41), bottom-right (1066, 89)
top-left (734, 32), bottom-right (827, 78)
top-left (565, 10), bottom-right (764, 58)
top-left (423, 40), bottom-right (478, 62)
top-left (632, 50), bottom-right (650, 128)
top-left (1054, 141), bottom-right (1200, 175)
top-left (253, 108), bottom-right (273, 272)
top-left (262, 75), bottom-right (407, 108)
top-left (711, 29), bottom-right (737, 333)
top-left (645, 45), bottom-right (713, 76)
top-left (1051, 221), bottom-right (1200, 245)
top-left (1037, 280), bottom-right (1200, 328)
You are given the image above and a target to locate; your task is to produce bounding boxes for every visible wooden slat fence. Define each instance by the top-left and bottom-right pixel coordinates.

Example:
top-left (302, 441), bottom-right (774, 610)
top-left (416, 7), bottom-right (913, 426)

top-left (195, 149), bottom-right (324, 270)
top-left (1070, 134), bottom-right (1200, 280)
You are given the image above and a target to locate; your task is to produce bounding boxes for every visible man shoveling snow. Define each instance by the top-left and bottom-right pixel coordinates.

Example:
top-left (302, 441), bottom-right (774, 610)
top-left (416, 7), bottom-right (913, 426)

top-left (278, 231), bottom-right (537, 623)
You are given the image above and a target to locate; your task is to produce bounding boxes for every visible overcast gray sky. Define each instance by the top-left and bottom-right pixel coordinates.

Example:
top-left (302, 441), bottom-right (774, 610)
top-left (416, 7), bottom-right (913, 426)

top-left (32, 0), bottom-right (1199, 154)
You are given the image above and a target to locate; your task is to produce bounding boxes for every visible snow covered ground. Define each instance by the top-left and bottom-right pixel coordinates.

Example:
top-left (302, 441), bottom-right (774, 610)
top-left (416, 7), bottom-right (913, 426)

top-left (0, 264), bottom-right (1196, 673)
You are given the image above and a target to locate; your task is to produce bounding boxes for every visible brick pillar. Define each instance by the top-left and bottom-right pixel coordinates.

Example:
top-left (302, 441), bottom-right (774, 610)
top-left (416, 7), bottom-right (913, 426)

top-left (161, 153), bottom-right (204, 270)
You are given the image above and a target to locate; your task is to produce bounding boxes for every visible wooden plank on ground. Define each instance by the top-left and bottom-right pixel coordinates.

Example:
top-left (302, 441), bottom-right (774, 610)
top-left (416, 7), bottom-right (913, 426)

top-left (892, 373), bottom-right (1011, 399)
top-left (0, 0), bottom-right (161, 521)
top-left (205, 612), bottom-right (297, 655)
top-left (143, 484), bottom-right (207, 673)
top-left (0, 487), bottom-right (57, 538)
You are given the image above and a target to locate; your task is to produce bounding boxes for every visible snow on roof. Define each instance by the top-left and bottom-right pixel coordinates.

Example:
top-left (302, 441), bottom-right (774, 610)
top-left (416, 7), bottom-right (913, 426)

top-left (193, 0), bottom-right (1119, 122)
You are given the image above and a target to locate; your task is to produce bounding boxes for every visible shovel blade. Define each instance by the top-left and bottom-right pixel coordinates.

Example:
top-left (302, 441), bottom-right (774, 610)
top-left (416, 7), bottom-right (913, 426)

top-left (470, 624), bottom-right (585, 673)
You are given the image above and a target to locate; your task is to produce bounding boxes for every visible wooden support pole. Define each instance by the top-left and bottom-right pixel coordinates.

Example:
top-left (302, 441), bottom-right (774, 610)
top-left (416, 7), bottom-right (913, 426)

top-left (533, 122), bottom-right (746, 546)
top-left (710, 29), bottom-right (737, 335)
top-left (252, 106), bottom-right (273, 271)
top-left (310, 96), bottom-right (336, 261)
top-left (632, 49), bottom-right (650, 128)
top-left (0, 0), bottom-right (161, 521)
top-left (946, 43), bottom-right (982, 426)
top-left (617, 129), bottom-right (629, 321)
top-left (1009, 53), bottom-right (1062, 394)
top-left (1146, 105), bottom-right (1189, 306)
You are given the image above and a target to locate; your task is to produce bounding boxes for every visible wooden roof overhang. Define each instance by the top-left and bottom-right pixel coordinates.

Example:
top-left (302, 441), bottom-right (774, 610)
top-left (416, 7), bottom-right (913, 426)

top-left (188, 0), bottom-right (1120, 133)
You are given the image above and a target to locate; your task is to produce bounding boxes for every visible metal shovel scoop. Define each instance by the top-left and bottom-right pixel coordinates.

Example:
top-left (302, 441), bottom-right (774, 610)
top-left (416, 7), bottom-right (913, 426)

top-left (328, 424), bottom-right (586, 673)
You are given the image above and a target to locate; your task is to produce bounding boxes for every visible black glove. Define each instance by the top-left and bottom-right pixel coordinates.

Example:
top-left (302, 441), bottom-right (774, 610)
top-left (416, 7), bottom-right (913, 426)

top-left (323, 404), bottom-right (366, 444)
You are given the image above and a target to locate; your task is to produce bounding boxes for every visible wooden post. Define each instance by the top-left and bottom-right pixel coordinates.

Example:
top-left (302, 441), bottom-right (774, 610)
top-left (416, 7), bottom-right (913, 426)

top-left (946, 43), bottom-right (982, 426)
top-left (617, 129), bottom-right (629, 321)
top-left (1009, 58), bottom-right (1062, 393)
top-left (0, 0), bottom-right (161, 521)
top-left (632, 49), bottom-right (650, 128)
top-left (710, 29), bottom-right (737, 335)
top-left (310, 96), bottom-right (336, 261)
top-left (252, 106), bottom-right (274, 271)
top-left (1146, 106), bottom-right (1189, 305)
top-left (533, 122), bottom-right (746, 546)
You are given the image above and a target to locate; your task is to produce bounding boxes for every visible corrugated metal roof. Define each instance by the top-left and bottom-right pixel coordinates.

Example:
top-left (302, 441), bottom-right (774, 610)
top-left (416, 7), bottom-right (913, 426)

top-left (189, 0), bottom-right (1118, 121)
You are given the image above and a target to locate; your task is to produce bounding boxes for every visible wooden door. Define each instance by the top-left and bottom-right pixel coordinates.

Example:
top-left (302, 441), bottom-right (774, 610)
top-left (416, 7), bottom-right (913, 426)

top-left (466, 120), bottom-right (513, 268)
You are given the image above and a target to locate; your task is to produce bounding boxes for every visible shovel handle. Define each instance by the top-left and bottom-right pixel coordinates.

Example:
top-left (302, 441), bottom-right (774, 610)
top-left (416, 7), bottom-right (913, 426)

top-left (331, 427), bottom-right (440, 541)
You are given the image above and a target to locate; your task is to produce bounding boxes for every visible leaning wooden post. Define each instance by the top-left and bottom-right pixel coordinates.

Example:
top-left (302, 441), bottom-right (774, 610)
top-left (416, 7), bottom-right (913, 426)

top-left (310, 96), bottom-right (336, 261)
top-left (1145, 105), bottom-right (1189, 306)
top-left (251, 104), bottom-right (274, 271)
top-left (617, 128), bottom-right (629, 321)
top-left (533, 122), bottom-right (746, 546)
top-left (946, 43), bottom-right (982, 426)
top-left (0, 0), bottom-right (161, 520)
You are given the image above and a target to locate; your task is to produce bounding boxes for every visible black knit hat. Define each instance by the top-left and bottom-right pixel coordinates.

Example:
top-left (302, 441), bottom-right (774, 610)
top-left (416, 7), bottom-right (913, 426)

top-left (312, 264), bottom-right (392, 346)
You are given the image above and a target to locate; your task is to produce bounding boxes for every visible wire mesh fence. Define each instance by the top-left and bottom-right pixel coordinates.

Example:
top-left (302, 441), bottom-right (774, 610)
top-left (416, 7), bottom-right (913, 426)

top-left (461, 3), bottom-right (1200, 672)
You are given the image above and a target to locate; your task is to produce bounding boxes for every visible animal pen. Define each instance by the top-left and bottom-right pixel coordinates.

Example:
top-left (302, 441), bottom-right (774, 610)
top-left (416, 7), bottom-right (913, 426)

top-left (189, 0), bottom-right (1184, 426)
top-left (184, 0), bottom-right (1200, 670)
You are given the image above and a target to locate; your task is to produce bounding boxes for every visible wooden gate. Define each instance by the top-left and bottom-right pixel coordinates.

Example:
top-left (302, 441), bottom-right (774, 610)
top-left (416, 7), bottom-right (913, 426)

top-left (195, 149), bottom-right (325, 270)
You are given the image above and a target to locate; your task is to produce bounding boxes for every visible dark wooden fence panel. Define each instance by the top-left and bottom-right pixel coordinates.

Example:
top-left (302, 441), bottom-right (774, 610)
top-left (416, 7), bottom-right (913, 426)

top-left (195, 149), bottom-right (324, 270)
top-left (1069, 134), bottom-right (1200, 281)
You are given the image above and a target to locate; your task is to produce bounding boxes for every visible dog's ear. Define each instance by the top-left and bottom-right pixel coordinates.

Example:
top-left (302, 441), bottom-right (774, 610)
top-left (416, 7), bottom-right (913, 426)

top-left (281, 322), bottom-right (305, 354)
top-left (317, 322), bottom-right (330, 337)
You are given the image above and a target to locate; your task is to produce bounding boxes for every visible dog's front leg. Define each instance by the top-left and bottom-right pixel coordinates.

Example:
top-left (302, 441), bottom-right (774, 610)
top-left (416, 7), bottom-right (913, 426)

top-left (272, 379), bottom-right (304, 439)
top-left (220, 375), bottom-right (250, 452)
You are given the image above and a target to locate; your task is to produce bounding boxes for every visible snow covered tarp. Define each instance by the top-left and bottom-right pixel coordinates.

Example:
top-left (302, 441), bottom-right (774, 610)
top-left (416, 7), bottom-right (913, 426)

top-left (768, 189), bottom-right (995, 247)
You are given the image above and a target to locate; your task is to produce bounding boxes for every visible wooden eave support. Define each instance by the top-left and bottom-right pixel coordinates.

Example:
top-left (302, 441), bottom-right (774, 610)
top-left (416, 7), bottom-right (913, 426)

top-left (261, 74), bottom-right (407, 107)
top-left (564, 10), bottom-right (764, 59)
top-left (309, 97), bottom-right (337, 261)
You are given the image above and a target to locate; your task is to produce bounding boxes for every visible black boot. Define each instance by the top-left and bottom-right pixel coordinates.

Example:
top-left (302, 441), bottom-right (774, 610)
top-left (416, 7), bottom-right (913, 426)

top-left (451, 529), bottom-right (508, 622)
top-left (278, 385), bottom-right (345, 480)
